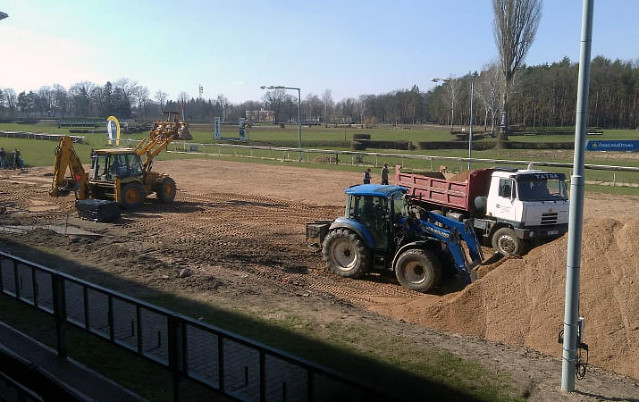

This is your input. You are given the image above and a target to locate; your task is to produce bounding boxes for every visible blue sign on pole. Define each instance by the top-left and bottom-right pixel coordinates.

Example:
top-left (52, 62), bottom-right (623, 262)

top-left (239, 118), bottom-right (246, 140)
top-left (214, 117), bottom-right (221, 140)
top-left (585, 140), bottom-right (639, 152)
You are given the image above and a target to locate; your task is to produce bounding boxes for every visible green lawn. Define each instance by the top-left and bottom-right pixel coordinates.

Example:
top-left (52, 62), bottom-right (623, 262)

top-left (2, 122), bottom-right (639, 194)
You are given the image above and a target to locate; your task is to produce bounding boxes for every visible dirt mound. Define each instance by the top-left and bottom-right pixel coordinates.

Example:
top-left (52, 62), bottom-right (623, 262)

top-left (379, 217), bottom-right (639, 378)
top-left (447, 170), bottom-right (472, 182)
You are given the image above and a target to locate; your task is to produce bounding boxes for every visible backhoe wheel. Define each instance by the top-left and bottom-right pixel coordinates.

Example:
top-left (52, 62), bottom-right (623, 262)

top-left (491, 227), bottom-right (523, 256)
top-left (157, 177), bottom-right (176, 203)
top-left (120, 182), bottom-right (145, 209)
top-left (394, 249), bottom-right (441, 293)
top-left (322, 229), bottom-right (371, 278)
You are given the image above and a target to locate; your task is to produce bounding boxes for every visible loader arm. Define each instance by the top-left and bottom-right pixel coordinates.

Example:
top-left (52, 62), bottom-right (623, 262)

top-left (50, 136), bottom-right (89, 199)
top-left (134, 111), bottom-right (191, 174)
top-left (407, 210), bottom-right (484, 279)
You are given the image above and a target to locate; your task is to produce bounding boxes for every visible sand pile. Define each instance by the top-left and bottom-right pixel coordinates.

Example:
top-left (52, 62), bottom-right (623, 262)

top-left (384, 218), bottom-right (639, 378)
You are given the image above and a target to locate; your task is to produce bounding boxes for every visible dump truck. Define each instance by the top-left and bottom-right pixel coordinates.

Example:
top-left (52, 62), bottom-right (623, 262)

top-left (306, 184), bottom-right (484, 293)
top-left (395, 165), bottom-right (570, 255)
top-left (50, 112), bottom-right (192, 212)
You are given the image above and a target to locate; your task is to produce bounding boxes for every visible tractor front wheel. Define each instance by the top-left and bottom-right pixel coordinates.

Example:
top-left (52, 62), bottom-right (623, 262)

top-left (322, 229), bottom-right (371, 278)
top-left (394, 249), bottom-right (441, 293)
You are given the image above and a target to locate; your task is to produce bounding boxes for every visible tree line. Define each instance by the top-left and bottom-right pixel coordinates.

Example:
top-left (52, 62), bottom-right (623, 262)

top-left (1, 56), bottom-right (638, 129)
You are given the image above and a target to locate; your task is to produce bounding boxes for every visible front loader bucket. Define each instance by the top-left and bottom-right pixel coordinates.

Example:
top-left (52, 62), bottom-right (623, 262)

top-left (176, 122), bottom-right (192, 140)
top-left (468, 251), bottom-right (506, 282)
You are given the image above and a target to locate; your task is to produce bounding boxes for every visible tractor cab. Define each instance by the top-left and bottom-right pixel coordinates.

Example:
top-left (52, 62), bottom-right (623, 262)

top-left (344, 184), bottom-right (407, 251)
top-left (91, 149), bottom-right (144, 183)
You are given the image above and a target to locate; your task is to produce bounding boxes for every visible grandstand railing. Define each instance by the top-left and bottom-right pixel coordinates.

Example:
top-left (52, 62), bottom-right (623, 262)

top-left (0, 251), bottom-right (392, 401)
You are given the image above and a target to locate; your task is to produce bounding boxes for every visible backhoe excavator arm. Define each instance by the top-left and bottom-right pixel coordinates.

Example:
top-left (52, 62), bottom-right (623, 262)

top-left (50, 136), bottom-right (89, 199)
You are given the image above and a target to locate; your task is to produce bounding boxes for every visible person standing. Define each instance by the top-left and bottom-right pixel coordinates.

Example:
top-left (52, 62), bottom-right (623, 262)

top-left (0, 148), bottom-right (5, 168)
top-left (381, 163), bottom-right (389, 185)
top-left (363, 168), bottom-right (372, 184)
top-left (14, 149), bottom-right (22, 169)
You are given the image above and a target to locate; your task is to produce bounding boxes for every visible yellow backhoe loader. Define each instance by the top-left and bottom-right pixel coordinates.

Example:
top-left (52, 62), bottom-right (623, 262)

top-left (50, 112), bottom-right (192, 209)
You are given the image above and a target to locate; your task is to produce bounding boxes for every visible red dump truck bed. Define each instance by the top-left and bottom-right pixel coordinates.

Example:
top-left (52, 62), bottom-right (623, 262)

top-left (395, 167), bottom-right (493, 214)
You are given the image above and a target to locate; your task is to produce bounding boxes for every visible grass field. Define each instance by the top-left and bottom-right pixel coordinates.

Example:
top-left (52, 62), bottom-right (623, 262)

top-left (2, 121), bottom-right (639, 195)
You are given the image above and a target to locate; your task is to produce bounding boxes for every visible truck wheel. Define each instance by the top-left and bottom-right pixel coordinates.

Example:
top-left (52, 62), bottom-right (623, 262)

top-left (120, 182), bottom-right (145, 209)
top-left (322, 229), bottom-right (371, 278)
top-left (395, 249), bottom-right (441, 293)
top-left (157, 177), bottom-right (176, 203)
top-left (491, 227), bottom-right (523, 256)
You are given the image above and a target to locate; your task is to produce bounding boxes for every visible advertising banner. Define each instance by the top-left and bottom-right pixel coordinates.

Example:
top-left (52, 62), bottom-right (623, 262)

top-left (585, 140), bottom-right (639, 152)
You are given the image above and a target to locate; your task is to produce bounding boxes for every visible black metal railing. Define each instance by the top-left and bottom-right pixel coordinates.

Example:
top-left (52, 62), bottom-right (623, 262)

top-left (0, 250), bottom-right (392, 401)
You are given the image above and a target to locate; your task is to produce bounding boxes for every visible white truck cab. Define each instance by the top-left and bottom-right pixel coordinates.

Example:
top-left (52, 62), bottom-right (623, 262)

top-left (482, 169), bottom-right (569, 253)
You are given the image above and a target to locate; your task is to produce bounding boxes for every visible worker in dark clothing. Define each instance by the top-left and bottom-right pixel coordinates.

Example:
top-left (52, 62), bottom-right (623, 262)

top-left (381, 163), bottom-right (389, 185)
top-left (363, 168), bottom-right (372, 184)
top-left (13, 149), bottom-right (22, 169)
top-left (0, 148), bottom-right (5, 168)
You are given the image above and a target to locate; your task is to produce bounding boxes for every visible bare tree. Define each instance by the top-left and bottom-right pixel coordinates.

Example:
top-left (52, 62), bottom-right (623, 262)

top-left (262, 89), bottom-right (289, 123)
top-left (177, 92), bottom-right (189, 119)
top-left (133, 86), bottom-right (149, 111)
top-left (114, 78), bottom-right (139, 101)
top-left (476, 62), bottom-right (502, 134)
top-left (216, 94), bottom-right (229, 121)
top-left (304, 93), bottom-right (321, 122)
top-left (36, 86), bottom-right (53, 116)
top-left (358, 95), bottom-right (367, 128)
top-left (154, 90), bottom-right (168, 112)
top-left (493, 0), bottom-right (542, 141)
top-left (4, 88), bottom-right (17, 112)
top-left (442, 77), bottom-right (462, 132)
top-left (321, 89), bottom-right (333, 126)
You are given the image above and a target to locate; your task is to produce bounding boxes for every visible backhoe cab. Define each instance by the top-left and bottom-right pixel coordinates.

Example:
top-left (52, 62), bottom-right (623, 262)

top-left (50, 112), bottom-right (192, 209)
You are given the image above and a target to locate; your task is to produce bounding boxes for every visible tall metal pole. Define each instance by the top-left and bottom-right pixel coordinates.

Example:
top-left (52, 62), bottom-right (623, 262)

top-left (562, 0), bottom-right (594, 392)
top-left (297, 88), bottom-right (302, 162)
top-left (468, 78), bottom-right (474, 170)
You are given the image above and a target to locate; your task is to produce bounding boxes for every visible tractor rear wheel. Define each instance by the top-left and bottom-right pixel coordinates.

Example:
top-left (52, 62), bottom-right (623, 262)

top-left (120, 182), bottom-right (145, 209)
top-left (491, 227), bottom-right (523, 256)
top-left (157, 177), bottom-right (176, 203)
top-left (394, 249), bottom-right (441, 293)
top-left (322, 229), bottom-right (371, 278)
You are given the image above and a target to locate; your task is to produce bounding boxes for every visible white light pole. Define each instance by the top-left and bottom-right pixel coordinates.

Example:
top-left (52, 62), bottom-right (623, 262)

top-left (261, 85), bottom-right (302, 162)
top-left (562, 0), bottom-right (593, 392)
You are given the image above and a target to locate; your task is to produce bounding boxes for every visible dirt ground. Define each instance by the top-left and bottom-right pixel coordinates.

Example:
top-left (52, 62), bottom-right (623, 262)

top-left (1, 159), bottom-right (639, 401)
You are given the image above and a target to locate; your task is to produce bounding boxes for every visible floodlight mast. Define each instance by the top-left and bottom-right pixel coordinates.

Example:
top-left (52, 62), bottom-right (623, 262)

top-left (562, 0), bottom-right (594, 392)
top-left (261, 85), bottom-right (302, 161)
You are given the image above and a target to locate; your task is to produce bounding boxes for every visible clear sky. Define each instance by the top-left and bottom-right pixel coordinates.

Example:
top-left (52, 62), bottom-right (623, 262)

top-left (0, 1), bottom-right (637, 104)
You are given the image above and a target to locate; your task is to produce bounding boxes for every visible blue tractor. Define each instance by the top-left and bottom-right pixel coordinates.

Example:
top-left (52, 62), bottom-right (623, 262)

top-left (306, 184), bottom-right (484, 293)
